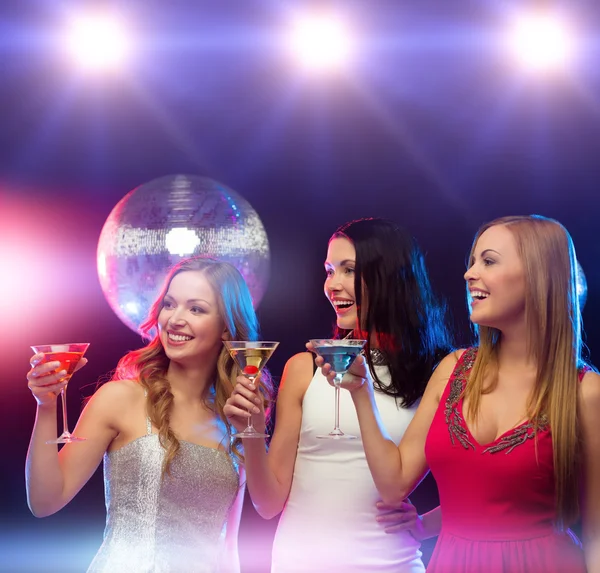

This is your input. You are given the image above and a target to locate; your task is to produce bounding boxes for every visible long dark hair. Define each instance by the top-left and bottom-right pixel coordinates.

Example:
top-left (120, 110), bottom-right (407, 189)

top-left (333, 218), bottom-right (452, 407)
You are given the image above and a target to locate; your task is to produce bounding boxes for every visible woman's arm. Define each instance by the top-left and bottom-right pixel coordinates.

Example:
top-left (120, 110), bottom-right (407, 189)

top-left (220, 467), bottom-right (246, 573)
top-left (580, 370), bottom-right (600, 572)
top-left (224, 352), bottom-right (312, 519)
top-left (417, 505), bottom-right (442, 539)
top-left (319, 350), bottom-right (461, 505)
top-left (376, 502), bottom-right (442, 539)
top-left (26, 356), bottom-right (131, 516)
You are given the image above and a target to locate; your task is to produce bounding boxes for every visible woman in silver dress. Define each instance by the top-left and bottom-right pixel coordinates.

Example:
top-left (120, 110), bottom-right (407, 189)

top-left (25, 257), bottom-right (270, 572)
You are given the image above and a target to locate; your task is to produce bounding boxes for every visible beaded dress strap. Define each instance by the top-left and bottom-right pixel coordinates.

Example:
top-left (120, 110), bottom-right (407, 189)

top-left (578, 364), bottom-right (592, 382)
top-left (143, 388), bottom-right (152, 435)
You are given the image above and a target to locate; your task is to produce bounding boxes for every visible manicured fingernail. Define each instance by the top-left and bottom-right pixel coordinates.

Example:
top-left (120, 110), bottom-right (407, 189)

top-left (254, 397), bottom-right (261, 404)
top-left (253, 407), bottom-right (260, 414)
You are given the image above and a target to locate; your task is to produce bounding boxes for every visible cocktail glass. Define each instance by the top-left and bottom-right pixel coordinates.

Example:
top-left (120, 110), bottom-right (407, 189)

top-left (224, 341), bottom-right (279, 439)
top-left (309, 339), bottom-right (366, 440)
top-left (30, 343), bottom-right (90, 444)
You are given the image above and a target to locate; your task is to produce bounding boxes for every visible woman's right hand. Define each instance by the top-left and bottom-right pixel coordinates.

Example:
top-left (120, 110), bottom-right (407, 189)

top-left (307, 342), bottom-right (371, 394)
top-left (224, 375), bottom-right (266, 434)
top-left (27, 353), bottom-right (88, 407)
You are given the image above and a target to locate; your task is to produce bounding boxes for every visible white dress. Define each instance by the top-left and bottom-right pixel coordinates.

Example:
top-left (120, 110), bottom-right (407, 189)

top-left (271, 365), bottom-right (425, 573)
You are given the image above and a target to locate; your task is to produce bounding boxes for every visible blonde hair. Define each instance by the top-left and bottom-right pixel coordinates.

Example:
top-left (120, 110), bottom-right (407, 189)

top-left (113, 257), bottom-right (271, 475)
top-left (464, 215), bottom-right (582, 529)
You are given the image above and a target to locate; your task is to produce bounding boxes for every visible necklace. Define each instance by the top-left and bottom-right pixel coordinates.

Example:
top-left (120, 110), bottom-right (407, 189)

top-left (343, 332), bottom-right (388, 365)
top-left (368, 348), bottom-right (387, 366)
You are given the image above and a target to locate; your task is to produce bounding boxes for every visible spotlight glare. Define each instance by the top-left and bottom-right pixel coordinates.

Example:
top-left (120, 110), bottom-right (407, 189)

top-left (509, 13), bottom-right (574, 72)
top-left (165, 227), bottom-right (200, 257)
top-left (290, 15), bottom-right (353, 71)
top-left (65, 13), bottom-right (130, 71)
top-left (577, 261), bottom-right (587, 310)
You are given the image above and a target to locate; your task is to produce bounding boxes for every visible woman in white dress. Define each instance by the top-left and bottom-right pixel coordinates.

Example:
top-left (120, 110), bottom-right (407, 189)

top-left (225, 218), bottom-right (451, 572)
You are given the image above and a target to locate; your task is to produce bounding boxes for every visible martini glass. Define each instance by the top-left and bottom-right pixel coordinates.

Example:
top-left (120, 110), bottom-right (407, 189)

top-left (310, 339), bottom-right (366, 440)
top-left (31, 343), bottom-right (90, 444)
top-left (224, 341), bottom-right (279, 439)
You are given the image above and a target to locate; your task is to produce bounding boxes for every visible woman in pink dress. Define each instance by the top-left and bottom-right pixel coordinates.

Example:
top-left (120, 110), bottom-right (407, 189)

top-left (317, 215), bottom-right (600, 573)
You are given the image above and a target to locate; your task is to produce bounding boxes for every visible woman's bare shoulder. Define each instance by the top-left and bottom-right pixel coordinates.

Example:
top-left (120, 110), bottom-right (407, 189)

top-left (278, 352), bottom-right (315, 398)
top-left (427, 349), bottom-right (467, 399)
top-left (89, 379), bottom-right (144, 409)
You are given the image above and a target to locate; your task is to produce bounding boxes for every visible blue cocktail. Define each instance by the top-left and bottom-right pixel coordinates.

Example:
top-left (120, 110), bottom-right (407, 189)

top-left (310, 339), bottom-right (366, 439)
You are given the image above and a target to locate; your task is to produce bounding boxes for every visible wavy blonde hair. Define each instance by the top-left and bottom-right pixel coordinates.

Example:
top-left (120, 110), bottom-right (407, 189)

top-left (112, 257), bottom-right (272, 475)
top-left (463, 215), bottom-right (583, 529)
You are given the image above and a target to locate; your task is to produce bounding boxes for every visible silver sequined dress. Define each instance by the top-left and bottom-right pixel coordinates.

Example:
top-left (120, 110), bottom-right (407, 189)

top-left (87, 417), bottom-right (240, 573)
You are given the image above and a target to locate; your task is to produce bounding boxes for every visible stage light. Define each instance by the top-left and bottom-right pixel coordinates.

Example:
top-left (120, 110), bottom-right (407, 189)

top-left (508, 12), bottom-right (574, 72)
top-left (64, 12), bottom-right (130, 71)
top-left (289, 14), bottom-right (353, 71)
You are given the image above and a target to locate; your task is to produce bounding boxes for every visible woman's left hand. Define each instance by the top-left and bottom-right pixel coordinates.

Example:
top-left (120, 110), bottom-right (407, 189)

top-left (375, 499), bottom-right (426, 540)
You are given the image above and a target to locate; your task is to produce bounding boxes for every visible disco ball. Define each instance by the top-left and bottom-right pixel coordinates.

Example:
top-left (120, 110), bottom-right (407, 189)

top-left (97, 174), bottom-right (270, 333)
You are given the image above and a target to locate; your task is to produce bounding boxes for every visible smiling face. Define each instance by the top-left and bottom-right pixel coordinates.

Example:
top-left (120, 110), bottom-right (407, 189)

top-left (157, 270), bottom-right (227, 365)
top-left (465, 224), bottom-right (527, 330)
top-left (324, 236), bottom-right (359, 331)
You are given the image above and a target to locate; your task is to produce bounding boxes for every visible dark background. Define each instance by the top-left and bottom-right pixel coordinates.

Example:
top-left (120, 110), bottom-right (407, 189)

top-left (1, 1), bottom-right (599, 571)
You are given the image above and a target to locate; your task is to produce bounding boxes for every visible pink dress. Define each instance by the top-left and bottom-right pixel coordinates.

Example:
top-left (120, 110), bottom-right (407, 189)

top-left (424, 347), bottom-right (588, 573)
